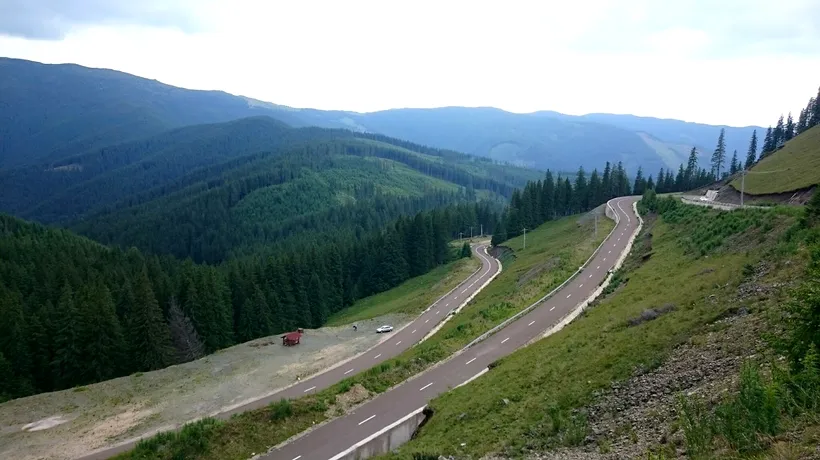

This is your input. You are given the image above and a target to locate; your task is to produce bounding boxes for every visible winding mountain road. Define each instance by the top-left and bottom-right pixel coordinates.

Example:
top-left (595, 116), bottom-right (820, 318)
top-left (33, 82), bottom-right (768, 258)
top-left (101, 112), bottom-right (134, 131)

top-left (80, 242), bottom-right (501, 460)
top-left (266, 196), bottom-right (641, 460)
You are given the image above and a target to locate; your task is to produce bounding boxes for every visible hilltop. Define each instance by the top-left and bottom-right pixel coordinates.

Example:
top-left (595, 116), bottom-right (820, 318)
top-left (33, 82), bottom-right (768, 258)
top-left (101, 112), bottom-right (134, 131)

top-left (0, 58), bottom-right (761, 173)
top-left (729, 124), bottom-right (820, 196)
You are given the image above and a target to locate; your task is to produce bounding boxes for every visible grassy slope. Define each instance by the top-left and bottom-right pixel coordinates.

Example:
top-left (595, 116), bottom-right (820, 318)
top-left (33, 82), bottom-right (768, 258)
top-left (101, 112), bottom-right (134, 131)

top-left (117, 211), bottom-right (614, 460)
top-left (384, 203), bottom-right (802, 458)
top-left (326, 256), bottom-right (480, 327)
top-left (730, 125), bottom-right (820, 195)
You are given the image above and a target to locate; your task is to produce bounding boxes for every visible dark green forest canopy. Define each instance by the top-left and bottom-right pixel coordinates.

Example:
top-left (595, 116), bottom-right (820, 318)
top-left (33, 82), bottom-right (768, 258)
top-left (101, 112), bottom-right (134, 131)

top-left (0, 199), bottom-right (494, 402)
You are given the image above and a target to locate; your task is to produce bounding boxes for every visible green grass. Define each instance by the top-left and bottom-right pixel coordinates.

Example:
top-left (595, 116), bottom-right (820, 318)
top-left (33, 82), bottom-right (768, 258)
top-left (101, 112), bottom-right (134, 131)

top-left (325, 256), bottom-right (481, 326)
top-left (115, 211), bottom-right (612, 460)
top-left (730, 125), bottom-right (820, 195)
top-left (382, 202), bottom-right (799, 459)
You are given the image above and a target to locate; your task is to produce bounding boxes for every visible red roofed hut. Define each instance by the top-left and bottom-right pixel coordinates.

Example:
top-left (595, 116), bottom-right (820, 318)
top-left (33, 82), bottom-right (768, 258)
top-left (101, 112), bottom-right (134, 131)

top-left (281, 329), bottom-right (303, 346)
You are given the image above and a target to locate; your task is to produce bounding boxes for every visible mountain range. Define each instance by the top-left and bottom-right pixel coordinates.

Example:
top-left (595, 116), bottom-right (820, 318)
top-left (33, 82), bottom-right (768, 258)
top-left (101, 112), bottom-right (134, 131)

top-left (1, 57), bottom-right (761, 175)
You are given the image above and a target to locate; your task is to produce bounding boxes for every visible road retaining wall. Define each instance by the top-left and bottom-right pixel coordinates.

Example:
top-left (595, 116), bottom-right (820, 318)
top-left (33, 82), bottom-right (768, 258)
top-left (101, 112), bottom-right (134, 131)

top-left (328, 407), bottom-right (428, 460)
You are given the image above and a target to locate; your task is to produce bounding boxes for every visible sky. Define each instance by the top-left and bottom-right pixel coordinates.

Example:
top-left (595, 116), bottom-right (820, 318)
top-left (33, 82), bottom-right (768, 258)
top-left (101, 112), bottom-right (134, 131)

top-left (1, 0), bottom-right (819, 127)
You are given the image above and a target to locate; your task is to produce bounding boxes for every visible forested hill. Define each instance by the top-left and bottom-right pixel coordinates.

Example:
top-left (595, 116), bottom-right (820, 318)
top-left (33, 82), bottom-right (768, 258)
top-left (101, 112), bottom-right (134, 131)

top-left (2, 58), bottom-right (761, 174)
top-left (0, 115), bottom-right (539, 263)
top-left (0, 200), bottom-right (497, 402)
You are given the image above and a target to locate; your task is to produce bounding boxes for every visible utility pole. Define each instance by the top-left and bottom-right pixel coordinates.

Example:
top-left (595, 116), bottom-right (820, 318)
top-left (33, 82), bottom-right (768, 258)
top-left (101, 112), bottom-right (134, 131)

top-left (459, 232), bottom-right (463, 242)
top-left (740, 169), bottom-right (745, 207)
top-left (523, 228), bottom-right (527, 249)
top-left (594, 214), bottom-right (598, 237)
top-left (480, 224), bottom-right (483, 237)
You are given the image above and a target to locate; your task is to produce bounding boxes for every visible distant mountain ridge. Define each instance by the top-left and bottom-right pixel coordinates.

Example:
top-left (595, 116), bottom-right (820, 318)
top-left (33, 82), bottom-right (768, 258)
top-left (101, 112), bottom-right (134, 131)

top-left (0, 57), bottom-right (762, 174)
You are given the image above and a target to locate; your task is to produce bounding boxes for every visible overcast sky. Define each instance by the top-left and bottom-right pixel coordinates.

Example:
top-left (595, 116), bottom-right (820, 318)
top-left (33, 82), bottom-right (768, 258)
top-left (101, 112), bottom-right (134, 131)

top-left (1, 0), bottom-right (819, 127)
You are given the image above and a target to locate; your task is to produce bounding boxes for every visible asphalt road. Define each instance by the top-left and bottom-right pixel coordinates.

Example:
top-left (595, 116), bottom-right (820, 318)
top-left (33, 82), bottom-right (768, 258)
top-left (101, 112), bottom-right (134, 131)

top-left (265, 196), bottom-right (641, 460)
top-left (79, 243), bottom-right (500, 460)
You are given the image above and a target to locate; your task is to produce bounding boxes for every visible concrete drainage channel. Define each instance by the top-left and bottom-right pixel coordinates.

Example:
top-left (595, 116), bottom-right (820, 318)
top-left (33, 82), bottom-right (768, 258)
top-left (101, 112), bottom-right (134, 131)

top-left (328, 199), bottom-right (639, 460)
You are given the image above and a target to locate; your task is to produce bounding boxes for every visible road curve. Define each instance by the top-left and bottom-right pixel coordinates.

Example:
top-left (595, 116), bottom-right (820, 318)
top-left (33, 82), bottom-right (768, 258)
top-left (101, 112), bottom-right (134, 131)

top-left (265, 196), bottom-right (641, 460)
top-left (79, 243), bottom-right (500, 460)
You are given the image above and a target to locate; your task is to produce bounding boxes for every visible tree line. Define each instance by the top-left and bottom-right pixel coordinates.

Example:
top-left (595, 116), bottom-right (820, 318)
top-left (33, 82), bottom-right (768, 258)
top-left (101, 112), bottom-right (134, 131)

top-left (0, 201), bottom-right (496, 401)
top-left (758, 85), bottom-right (820, 159)
top-left (491, 161), bottom-right (633, 245)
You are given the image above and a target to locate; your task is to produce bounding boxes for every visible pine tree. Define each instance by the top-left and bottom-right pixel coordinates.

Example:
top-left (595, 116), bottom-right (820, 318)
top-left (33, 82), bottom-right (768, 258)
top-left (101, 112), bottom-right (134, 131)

top-left (685, 147), bottom-right (698, 188)
top-left (729, 150), bottom-right (739, 175)
top-left (812, 88), bottom-right (820, 128)
top-left (646, 175), bottom-right (655, 191)
top-left (675, 165), bottom-right (685, 191)
top-left (168, 297), bottom-right (205, 363)
top-left (0, 352), bottom-right (15, 402)
top-left (540, 171), bottom-right (555, 221)
top-left (587, 169), bottom-right (601, 208)
top-left (601, 163), bottom-right (612, 201)
top-left (52, 284), bottom-right (84, 389)
top-left (130, 268), bottom-right (173, 371)
top-left (0, 286), bottom-right (31, 396)
top-left (77, 282), bottom-right (125, 383)
top-left (796, 108), bottom-right (808, 135)
top-left (773, 115), bottom-right (785, 148)
top-left (460, 242), bottom-right (472, 258)
top-left (784, 112), bottom-right (795, 141)
top-left (491, 217), bottom-right (507, 246)
top-left (745, 130), bottom-right (758, 169)
top-left (574, 167), bottom-right (588, 212)
top-left (711, 128), bottom-right (727, 178)
top-left (656, 168), bottom-right (666, 193)
top-left (761, 126), bottom-right (774, 156)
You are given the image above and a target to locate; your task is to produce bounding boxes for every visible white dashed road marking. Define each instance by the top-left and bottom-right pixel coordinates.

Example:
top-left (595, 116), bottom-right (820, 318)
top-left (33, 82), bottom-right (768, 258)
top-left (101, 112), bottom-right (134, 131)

top-left (419, 382), bottom-right (434, 391)
top-left (344, 369), bottom-right (354, 375)
top-left (501, 337), bottom-right (510, 344)
top-left (528, 320), bottom-right (535, 326)
top-left (358, 415), bottom-right (376, 425)
top-left (466, 357), bottom-right (477, 365)
top-left (303, 386), bottom-right (316, 393)
top-left (374, 354), bottom-right (381, 359)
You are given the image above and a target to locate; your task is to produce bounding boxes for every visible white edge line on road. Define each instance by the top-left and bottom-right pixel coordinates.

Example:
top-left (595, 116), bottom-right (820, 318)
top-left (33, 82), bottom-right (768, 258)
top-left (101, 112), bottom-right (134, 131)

top-left (465, 357), bottom-right (477, 365)
top-left (456, 367), bottom-right (489, 388)
top-left (302, 386), bottom-right (316, 393)
top-left (328, 407), bottom-right (427, 460)
top-left (501, 337), bottom-right (510, 344)
top-left (419, 382), bottom-right (434, 391)
top-left (344, 369), bottom-right (354, 375)
top-left (358, 415), bottom-right (376, 426)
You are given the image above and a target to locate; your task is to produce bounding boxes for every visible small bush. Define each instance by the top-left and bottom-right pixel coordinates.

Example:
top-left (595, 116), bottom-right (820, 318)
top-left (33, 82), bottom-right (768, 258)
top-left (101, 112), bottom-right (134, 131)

top-left (269, 399), bottom-right (293, 422)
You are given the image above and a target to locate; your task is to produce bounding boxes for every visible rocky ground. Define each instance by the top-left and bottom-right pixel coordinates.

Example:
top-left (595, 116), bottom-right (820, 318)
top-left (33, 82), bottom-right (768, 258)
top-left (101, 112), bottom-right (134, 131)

top-left (0, 314), bottom-right (410, 460)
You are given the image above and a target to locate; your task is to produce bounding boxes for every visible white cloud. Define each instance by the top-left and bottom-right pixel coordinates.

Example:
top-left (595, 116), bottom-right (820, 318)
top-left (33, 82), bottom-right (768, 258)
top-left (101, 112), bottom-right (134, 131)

top-left (1, 0), bottom-right (818, 126)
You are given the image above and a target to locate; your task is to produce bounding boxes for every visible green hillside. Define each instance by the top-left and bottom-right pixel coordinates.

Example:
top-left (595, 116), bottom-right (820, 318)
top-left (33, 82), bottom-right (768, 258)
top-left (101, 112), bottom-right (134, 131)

top-left (0, 116), bottom-right (539, 263)
top-left (387, 196), bottom-right (820, 459)
top-left (730, 125), bottom-right (820, 195)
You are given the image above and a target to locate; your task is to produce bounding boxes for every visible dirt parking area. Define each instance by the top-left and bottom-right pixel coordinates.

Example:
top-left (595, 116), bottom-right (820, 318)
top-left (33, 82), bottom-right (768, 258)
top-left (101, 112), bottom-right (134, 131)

top-left (0, 314), bottom-right (410, 460)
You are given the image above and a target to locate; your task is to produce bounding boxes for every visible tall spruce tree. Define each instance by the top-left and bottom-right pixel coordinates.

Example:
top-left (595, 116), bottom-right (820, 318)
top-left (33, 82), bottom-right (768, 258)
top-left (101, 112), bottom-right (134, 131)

top-left (784, 112), bottom-right (795, 141)
top-left (130, 268), bottom-right (173, 371)
top-left (729, 150), bottom-right (740, 175)
top-left (711, 128), bottom-right (727, 178)
top-left (168, 297), bottom-right (205, 363)
top-left (761, 126), bottom-right (774, 156)
top-left (773, 115), bottom-right (785, 148)
top-left (52, 284), bottom-right (84, 389)
top-left (686, 147), bottom-right (698, 188)
top-left (745, 130), bottom-right (758, 169)
top-left (77, 283), bottom-right (125, 383)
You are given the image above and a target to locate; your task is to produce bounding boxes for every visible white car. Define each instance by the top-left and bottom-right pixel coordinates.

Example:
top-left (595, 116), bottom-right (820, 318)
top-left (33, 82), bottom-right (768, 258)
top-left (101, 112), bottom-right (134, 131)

top-left (376, 325), bottom-right (394, 333)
